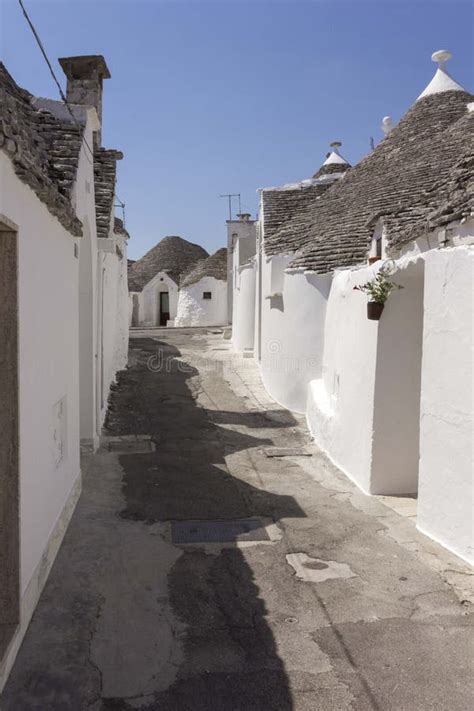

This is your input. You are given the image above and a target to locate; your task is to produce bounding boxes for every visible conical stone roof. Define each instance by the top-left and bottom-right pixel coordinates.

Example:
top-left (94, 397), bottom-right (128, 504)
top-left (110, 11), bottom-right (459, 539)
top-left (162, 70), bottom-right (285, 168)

top-left (181, 248), bottom-right (228, 287)
top-left (273, 90), bottom-right (473, 273)
top-left (128, 236), bottom-right (208, 291)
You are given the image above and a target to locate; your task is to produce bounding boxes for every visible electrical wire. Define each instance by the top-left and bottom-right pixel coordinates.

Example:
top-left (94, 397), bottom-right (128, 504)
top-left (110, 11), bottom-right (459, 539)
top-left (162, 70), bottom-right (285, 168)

top-left (17, 0), bottom-right (126, 223)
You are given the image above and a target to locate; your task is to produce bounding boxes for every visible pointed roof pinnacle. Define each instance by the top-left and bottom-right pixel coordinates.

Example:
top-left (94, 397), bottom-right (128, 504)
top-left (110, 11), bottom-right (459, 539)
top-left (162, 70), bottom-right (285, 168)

top-left (417, 49), bottom-right (465, 100)
top-left (322, 141), bottom-right (349, 166)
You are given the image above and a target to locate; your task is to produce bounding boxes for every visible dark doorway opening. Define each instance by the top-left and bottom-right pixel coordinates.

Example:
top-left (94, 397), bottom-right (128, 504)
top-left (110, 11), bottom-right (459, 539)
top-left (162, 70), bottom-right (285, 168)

top-left (0, 219), bottom-right (19, 660)
top-left (131, 293), bottom-right (139, 327)
top-left (159, 292), bottom-right (170, 326)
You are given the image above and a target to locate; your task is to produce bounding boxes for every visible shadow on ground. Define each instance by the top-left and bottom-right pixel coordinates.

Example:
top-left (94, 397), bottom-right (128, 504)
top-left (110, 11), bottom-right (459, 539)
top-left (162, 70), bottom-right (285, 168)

top-left (102, 335), bottom-right (305, 709)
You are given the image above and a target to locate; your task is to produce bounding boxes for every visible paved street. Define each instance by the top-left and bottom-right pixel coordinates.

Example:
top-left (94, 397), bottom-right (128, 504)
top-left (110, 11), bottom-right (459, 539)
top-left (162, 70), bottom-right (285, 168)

top-left (3, 328), bottom-right (473, 710)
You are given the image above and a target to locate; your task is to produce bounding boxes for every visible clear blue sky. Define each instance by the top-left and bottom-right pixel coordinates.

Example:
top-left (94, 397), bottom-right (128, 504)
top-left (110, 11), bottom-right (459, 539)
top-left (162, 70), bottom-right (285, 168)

top-left (1, 0), bottom-right (472, 259)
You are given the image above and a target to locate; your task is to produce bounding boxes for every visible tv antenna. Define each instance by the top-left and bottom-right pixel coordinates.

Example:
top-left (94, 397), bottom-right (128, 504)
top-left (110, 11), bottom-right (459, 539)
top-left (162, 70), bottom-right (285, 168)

top-left (219, 193), bottom-right (241, 220)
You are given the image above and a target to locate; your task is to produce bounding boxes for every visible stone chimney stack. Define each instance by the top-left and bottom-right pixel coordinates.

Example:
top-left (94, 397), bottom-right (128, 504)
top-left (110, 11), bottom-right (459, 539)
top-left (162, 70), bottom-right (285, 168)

top-left (58, 55), bottom-right (111, 147)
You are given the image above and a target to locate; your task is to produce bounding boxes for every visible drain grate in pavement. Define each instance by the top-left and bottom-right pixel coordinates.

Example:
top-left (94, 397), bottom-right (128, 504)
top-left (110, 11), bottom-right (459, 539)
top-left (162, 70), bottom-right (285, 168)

top-left (171, 519), bottom-right (270, 544)
top-left (263, 447), bottom-right (312, 457)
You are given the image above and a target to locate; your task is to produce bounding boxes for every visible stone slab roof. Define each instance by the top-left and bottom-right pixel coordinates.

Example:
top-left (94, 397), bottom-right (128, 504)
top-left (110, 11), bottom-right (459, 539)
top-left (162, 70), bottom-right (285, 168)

top-left (94, 148), bottom-right (123, 239)
top-left (0, 63), bottom-right (83, 236)
top-left (128, 236), bottom-right (209, 291)
top-left (181, 248), bottom-right (228, 287)
top-left (283, 90), bottom-right (473, 274)
top-left (263, 182), bottom-right (337, 256)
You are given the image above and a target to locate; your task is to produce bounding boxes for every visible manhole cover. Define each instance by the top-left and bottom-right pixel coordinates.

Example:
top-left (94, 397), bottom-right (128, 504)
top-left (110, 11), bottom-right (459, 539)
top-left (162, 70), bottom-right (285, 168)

top-left (171, 519), bottom-right (269, 544)
top-left (263, 447), bottom-right (312, 457)
top-left (108, 438), bottom-right (155, 453)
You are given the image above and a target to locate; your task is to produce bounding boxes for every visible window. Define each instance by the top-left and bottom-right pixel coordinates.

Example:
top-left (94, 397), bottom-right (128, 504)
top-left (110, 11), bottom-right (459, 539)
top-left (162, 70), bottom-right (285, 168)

top-left (203, 291), bottom-right (212, 300)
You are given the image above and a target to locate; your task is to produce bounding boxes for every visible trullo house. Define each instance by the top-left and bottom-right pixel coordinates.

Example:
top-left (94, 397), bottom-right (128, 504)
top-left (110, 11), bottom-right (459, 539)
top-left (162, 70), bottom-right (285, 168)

top-left (235, 50), bottom-right (473, 564)
top-left (175, 247), bottom-right (228, 327)
top-left (0, 55), bottom-right (130, 688)
top-left (128, 236), bottom-right (208, 327)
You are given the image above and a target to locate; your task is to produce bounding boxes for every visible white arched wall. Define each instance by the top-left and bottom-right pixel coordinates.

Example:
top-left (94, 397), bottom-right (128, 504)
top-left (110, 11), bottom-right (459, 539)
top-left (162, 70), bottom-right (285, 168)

top-left (175, 277), bottom-right (227, 327)
top-left (232, 262), bottom-right (256, 352)
top-left (259, 254), bottom-right (332, 413)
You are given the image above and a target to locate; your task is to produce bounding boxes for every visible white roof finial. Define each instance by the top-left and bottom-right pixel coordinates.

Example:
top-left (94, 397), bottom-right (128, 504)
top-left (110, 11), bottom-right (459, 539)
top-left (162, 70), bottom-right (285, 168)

top-left (431, 49), bottom-right (452, 68)
top-left (418, 49), bottom-right (465, 100)
top-left (382, 116), bottom-right (393, 136)
top-left (322, 141), bottom-right (348, 165)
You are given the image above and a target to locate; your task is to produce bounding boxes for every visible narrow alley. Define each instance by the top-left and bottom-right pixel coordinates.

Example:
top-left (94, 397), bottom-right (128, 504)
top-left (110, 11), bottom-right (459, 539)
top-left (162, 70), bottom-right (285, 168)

top-left (3, 329), bottom-right (472, 711)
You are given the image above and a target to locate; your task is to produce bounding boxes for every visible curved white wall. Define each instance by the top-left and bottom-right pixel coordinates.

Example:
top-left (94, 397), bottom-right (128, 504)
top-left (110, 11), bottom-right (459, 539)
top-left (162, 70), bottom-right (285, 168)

top-left (175, 277), bottom-right (227, 327)
top-left (232, 262), bottom-right (256, 351)
top-left (259, 255), bottom-right (332, 413)
top-left (417, 247), bottom-right (474, 564)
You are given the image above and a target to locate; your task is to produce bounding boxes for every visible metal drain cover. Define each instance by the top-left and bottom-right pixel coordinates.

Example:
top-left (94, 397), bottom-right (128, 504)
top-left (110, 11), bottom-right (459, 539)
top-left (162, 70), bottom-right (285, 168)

top-left (108, 438), bottom-right (155, 453)
top-left (263, 447), bottom-right (312, 457)
top-left (171, 519), bottom-right (269, 544)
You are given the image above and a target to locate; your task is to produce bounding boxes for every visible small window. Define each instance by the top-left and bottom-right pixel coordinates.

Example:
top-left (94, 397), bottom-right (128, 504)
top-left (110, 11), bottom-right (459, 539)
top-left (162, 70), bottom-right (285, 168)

top-left (203, 291), bottom-right (212, 300)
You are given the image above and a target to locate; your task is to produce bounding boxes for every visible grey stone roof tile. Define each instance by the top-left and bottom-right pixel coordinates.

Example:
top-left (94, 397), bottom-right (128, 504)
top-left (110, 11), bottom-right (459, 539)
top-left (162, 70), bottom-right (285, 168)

top-left (284, 90), bottom-right (473, 273)
top-left (181, 248), bottom-right (227, 287)
top-left (0, 62), bottom-right (83, 236)
top-left (128, 236), bottom-right (208, 291)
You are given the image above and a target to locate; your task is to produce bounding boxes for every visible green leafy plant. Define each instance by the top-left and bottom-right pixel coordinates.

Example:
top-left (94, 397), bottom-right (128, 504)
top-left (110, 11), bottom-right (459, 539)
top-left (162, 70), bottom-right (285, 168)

top-left (353, 272), bottom-right (403, 304)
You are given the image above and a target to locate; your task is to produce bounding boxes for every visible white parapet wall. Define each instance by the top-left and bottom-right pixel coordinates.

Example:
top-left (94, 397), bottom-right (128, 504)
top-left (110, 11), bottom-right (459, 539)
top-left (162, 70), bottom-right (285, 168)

top-left (232, 261), bottom-right (256, 352)
top-left (258, 255), bottom-right (332, 413)
top-left (417, 246), bottom-right (474, 564)
top-left (175, 276), bottom-right (227, 327)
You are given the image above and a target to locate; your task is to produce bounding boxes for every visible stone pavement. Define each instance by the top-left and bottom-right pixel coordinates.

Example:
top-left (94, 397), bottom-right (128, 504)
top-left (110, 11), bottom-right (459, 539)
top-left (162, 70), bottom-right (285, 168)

top-left (2, 328), bottom-right (473, 710)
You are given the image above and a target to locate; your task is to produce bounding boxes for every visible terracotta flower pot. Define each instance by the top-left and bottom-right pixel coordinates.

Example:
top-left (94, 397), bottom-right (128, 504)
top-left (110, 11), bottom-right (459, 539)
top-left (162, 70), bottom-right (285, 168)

top-left (367, 302), bottom-right (384, 320)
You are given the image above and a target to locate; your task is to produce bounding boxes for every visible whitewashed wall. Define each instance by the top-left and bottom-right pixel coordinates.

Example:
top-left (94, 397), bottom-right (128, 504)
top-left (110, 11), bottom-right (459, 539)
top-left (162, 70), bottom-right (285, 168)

top-left (232, 262), bottom-right (256, 351)
top-left (70, 111), bottom-right (100, 448)
top-left (307, 260), bottom-right (423, 495)
top-left (175, 277), bottom-right (227, 327)
top-left (417, 247), bottom-right (474, 564)
top-left (0, 151), bottom-right (81, 639)
top-left (98, 231), bottom-right (129, 427)
top-left (139, 271), bottom-right (179, 326)
top-left (258, 255), bottom-right (332, 413)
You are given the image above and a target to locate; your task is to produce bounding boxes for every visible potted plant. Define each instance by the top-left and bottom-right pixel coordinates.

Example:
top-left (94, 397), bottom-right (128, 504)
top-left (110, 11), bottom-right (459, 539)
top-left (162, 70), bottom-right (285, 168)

top-left (353, 270), bottom-right (403, 320)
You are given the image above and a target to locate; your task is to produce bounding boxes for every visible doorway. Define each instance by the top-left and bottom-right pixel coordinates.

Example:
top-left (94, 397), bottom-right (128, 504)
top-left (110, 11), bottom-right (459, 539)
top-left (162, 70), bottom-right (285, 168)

top-left (0, 218), bottom-right (19, 657)
top-left (159, 292), bottom-right (170, 326)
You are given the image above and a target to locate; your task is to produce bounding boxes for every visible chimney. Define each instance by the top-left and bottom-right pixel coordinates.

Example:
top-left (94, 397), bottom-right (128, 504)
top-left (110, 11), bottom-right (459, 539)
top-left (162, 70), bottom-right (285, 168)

top-left (58, 55), bottom-right (111, 147)
top-left (382, 116), bottom-right (393, 136)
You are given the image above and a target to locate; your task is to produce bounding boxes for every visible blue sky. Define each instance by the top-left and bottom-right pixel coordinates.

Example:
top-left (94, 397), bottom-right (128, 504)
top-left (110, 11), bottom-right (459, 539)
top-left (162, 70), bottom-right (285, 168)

top-left (1, 0), bottom-right (472, 259)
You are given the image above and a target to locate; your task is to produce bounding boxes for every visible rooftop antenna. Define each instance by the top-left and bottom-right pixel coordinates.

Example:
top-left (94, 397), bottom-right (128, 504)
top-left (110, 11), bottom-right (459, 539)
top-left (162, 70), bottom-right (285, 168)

top-left (219, 193), bottom-right (241, 220)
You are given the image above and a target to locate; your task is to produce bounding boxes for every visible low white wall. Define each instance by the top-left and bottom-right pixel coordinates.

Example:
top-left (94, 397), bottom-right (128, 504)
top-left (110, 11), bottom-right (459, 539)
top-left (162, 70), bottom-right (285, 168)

top-left (417, 247), bottom-right (473, 564)
top-left (307, 260), bottom-right (424, 494)
top-left (139, 271), bottom-right (178, 327)
top-left (259, 256), bottom-right (331, 413)
top-left (0, 152), bottom-right (81, 596)
top-left (232, 262), bottom-right (256, 351)
top-left (175, 277), bottom-right (227, 327)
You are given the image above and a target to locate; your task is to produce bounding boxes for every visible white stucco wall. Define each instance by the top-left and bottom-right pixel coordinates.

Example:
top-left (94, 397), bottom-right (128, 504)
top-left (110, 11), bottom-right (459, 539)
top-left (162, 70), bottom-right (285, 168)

top-left (175, 277), bottom-right (227, 327)
top-left (232, 261), bottom-right (256, 351)
top-left (70, 114), bottom-right (99, 446)
top-left (259, 255), bottom-right (332, 413)
top-left (0, 151), bottom-right (81, 595)
top-left (98, 232), bottom-right (129, 427)
top-left (138, 271), bottom-right (179, 327)
top-left (417, 247), bottom-right (474, 564)
top-left (307, 259), bottom-right (424, 495)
